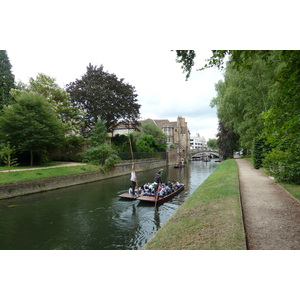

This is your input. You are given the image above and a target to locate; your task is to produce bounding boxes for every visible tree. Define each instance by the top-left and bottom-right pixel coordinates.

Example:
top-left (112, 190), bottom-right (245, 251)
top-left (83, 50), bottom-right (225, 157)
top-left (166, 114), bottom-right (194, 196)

top-left (207, 138), bottom-right (217, 148)
top-left (0, 92), bottom-right (65, 166)
top-left (0, 50), bottom-right (15, 110)
top-left (174, 50), bottom-right (196, 80)
top-left (83, 120), bottom-right (121, 169)
top-left (24, 73), bottom-right (84, 134)
top-left (111, 134), bottom-right (131, 153)
top-left (211, 55), bottom-right (276, 151)
top-left (66, 64), bottom-right (140, 135)
top-left (0, 142), bottom-right (18, 171)
top-left (261, 51), bottom-right (300, 183)
top-left (217, 121), bottom-right (240, 160)
top-left (133, 120), bottom-right (167, 152)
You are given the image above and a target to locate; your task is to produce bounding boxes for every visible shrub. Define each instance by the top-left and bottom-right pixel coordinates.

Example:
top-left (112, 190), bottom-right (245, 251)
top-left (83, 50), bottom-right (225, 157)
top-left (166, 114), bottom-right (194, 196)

top-left (252, 137), bottom-right (265, 169)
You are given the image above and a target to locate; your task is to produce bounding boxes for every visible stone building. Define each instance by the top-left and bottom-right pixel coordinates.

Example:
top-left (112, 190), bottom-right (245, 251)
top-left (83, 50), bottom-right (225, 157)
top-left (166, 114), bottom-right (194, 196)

top-left (141, 116), bottom-right (190, 164)
top-left (111, 116), bottom-right (190, 164)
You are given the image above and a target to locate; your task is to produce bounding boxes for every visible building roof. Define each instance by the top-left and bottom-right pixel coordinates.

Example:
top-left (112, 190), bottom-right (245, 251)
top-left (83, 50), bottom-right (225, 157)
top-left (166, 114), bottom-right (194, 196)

top-left (153, 119), bottom-right (174, 128)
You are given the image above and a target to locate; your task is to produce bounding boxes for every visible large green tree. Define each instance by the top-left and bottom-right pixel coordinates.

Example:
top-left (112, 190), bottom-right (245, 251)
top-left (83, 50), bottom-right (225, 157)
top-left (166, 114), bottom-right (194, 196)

top-left (0, 92), bottom-right (65, 166)
top-left (0, 50), bottom-right (15, 110)
top-left (211, 54), bottom-right (276, 151)
top-left (66, 64), bottom-right (140, 135)
top-left (18, 73), bottom-right (84, 134)
top-left (176, 50), bottom-right (299, 183)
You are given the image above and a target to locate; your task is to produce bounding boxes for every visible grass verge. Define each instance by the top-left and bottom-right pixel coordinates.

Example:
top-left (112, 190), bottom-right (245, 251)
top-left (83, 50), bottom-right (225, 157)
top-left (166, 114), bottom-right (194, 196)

top-left (0, 164), bottom-right (100, 184)
top-left (143, 159), bottom-right (246, 250)
top-left (244, 157), bottom-right (300, 201)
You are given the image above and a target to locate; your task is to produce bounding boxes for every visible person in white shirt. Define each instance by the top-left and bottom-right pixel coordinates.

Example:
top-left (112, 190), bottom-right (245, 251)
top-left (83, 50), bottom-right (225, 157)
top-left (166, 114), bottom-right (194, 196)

top-left (130, 163), bottom-right (137, 195)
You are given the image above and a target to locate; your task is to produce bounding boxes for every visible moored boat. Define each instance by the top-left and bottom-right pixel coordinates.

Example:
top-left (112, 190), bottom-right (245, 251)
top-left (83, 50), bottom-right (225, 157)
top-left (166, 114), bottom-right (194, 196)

top-left (174, 163), bottom-right (185, 168)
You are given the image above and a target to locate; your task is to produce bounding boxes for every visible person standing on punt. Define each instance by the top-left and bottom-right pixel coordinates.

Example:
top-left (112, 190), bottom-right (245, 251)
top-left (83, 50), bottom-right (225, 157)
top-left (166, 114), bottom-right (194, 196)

top-left (154, 169), bottom-right (163, 197)
top-left (130, 163), bottom-right (137, 196)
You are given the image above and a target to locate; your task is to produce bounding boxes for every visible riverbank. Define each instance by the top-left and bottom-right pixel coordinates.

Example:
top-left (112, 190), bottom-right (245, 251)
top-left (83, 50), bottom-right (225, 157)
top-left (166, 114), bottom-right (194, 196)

top-left (0, 160), bottom-right (167, 200)
top-left (144, 159), bottom-right (246, 250)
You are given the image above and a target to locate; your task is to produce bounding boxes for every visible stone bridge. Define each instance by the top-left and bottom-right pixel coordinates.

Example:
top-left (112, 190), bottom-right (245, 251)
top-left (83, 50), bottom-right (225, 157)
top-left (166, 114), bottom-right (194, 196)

top-left (189, 150), bottom-right (220, 161)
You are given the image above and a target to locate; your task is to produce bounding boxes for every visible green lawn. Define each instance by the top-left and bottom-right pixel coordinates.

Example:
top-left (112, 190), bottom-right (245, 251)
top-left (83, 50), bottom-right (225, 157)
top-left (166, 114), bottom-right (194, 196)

top-left (144, 159), bottom-right (246, 250)
top-left (0, 161), bottom-right (67, 171)
top-left (0, 164), bottom-right (100, 184)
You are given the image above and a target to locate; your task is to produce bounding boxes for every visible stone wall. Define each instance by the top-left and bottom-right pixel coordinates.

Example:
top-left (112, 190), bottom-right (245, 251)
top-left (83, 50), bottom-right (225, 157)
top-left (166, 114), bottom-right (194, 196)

top-left (0, 160), bottom-right (167, 200)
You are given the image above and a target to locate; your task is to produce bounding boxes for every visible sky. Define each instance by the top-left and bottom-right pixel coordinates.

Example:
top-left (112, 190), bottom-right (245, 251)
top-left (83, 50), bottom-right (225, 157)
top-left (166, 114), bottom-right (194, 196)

top-left (3, 0), bottom-right (297, 143)
top-left (7, 48), bottom-right (224, 141)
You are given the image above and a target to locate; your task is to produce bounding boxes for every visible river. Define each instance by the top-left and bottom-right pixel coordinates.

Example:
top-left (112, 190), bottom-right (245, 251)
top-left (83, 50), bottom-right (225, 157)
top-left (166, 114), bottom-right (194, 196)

top-left (0, 160), bottom-right (219, 250)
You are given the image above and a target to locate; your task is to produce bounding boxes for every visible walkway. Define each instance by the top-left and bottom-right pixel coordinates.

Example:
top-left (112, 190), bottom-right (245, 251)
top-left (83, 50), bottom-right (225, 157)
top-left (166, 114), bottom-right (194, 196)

top-left (236, 158), bottom-right (300, 250)
top-left (0, 162), bottom-right (87, 173)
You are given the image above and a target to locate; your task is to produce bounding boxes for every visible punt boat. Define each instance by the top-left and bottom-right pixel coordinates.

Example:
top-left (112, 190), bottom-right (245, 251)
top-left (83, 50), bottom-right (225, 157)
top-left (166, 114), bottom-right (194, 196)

top-left (137, 184), bottom-right (184, 204)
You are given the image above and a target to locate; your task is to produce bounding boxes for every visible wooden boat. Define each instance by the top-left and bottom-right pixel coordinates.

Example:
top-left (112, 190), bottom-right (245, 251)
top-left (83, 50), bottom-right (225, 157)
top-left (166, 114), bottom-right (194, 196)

top-left (118, 192), bottom-right (138, 200)
top-left (174, 163), bottom-right (185, 168)
top-left (137, 184), bottom-right (184, 204)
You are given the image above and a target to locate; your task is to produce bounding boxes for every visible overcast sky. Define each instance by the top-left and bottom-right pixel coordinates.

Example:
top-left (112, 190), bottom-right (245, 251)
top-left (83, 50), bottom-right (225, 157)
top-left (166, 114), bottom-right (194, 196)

top-left (3, 1), bottom-right (296, 143)
top-left (7, 48), bottom-right (224, 141)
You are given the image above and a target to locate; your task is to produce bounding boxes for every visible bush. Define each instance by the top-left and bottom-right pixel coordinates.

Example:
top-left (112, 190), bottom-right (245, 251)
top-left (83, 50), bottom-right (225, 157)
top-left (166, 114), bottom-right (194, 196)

top-left (252, 137), bottom-right (265, 169)
top-left (83, 143), bottom-right (121, 170)
top-left (263, 149), bottom-right (300, 184)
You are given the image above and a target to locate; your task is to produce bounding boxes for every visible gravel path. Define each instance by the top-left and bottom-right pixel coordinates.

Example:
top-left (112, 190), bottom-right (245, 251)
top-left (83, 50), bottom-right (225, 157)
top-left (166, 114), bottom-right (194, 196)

top-left (0, 162), bottom-right (87, 173)
top-left (236, 158), bottom-right (300, 250)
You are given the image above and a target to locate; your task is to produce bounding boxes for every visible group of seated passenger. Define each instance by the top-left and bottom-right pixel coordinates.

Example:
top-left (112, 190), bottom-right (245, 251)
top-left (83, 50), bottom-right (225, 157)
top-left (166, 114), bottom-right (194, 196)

top-left (129, 180), bottom-right (182, 197)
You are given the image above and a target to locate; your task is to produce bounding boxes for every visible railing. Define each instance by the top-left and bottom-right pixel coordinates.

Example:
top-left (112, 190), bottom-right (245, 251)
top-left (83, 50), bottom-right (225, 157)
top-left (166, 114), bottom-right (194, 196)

top-left (117, 152), bottom-right (167, 161)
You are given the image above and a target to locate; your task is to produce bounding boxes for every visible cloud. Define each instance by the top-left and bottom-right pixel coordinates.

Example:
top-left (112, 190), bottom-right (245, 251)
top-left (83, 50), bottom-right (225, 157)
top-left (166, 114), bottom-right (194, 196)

top-left (7, 48), bottom-right (224, 140)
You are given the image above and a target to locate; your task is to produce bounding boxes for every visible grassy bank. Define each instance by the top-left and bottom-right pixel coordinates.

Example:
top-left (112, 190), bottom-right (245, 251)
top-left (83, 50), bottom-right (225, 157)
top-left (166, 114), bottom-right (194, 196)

top-left (243, 157), bottom-right (300, 201)
top-left (144, 159), bottom-right (246, 250)
top-left (0, 164), bottom-right (100, 184)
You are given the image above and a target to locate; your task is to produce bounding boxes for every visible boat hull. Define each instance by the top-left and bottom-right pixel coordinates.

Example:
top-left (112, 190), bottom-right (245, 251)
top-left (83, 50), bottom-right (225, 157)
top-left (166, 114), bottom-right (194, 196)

top-left (137, 184), bottom-right (184, 204)
top-left (118, 192), bottom-right (138, 200)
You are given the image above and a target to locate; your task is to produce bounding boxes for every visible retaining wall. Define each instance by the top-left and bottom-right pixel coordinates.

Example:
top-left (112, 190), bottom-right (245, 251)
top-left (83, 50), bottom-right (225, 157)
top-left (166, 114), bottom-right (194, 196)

top-left (0, 160), bottom-right (167, 200)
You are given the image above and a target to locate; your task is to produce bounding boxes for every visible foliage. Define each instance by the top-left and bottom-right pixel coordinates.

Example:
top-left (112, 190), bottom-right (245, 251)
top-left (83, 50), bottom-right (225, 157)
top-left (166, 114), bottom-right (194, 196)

top-left (252, 137), bottom-right (265, 169)
top-left (111, 134), bottom-right (130, 153)
top-left (17, 73), bottom-right (84, 134)
top-left (66, 64), bottom-right (140, 135)
top-left (187, 49), bottom-right (300, 184)
top-left (136, 134), bottom-right (156, 152)
top-left (216, 121), bottom-right (240, 160)
top-left (52, 135), bottom-right (85, 162)
top-left (133, 120), bottom-right (167, 152)
top-left (174, 50), bottom-right (196, 80)
top-left (263, 149), bottom-right (300, 184)
top-left (0, 142), bottom-right (18, 170)
top-left (207, 138), bottom-right (217, 148)
top-left (0, 92), bottom-right (65, 166)
top-left (259, 51), bottom-right (300, 183)
top-left (211, 55), bottom-right (275, 151)
top-left (83, 120), bottom-right (121, 170)
top-left (0, 50), bottom-right (15, 110)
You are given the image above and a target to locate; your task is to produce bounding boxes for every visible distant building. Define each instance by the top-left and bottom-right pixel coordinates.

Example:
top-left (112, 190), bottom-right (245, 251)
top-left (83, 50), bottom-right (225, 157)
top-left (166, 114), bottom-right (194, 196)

top-left (190, 133), bottom-right (207, 150)
top-left (111, 116), bottom-right (190, 163)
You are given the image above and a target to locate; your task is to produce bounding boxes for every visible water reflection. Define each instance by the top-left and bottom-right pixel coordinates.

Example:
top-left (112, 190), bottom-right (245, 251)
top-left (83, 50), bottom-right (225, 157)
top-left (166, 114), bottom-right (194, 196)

top-left (0, 160), bottom-right (218, 250)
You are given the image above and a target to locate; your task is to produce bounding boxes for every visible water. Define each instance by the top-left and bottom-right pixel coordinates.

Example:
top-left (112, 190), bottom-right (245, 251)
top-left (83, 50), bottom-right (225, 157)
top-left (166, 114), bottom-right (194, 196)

top-left (0, 160), bottom-right (219, 250)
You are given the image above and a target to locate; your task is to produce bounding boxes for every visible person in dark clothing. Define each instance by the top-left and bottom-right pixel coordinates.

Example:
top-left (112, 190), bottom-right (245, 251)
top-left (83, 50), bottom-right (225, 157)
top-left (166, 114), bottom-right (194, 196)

top-left (154, 169), bottom-right (163, 197)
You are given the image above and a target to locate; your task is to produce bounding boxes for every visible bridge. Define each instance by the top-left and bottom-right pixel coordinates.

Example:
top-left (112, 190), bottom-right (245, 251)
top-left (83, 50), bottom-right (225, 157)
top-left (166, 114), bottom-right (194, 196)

top-left (189, 151), bottom-right (220, 161)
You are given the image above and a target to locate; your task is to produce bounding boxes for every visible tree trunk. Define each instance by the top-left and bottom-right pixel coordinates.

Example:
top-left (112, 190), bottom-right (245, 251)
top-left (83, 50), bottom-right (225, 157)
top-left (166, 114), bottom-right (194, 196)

top-left (30, 149), bottom-right (33, 167)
